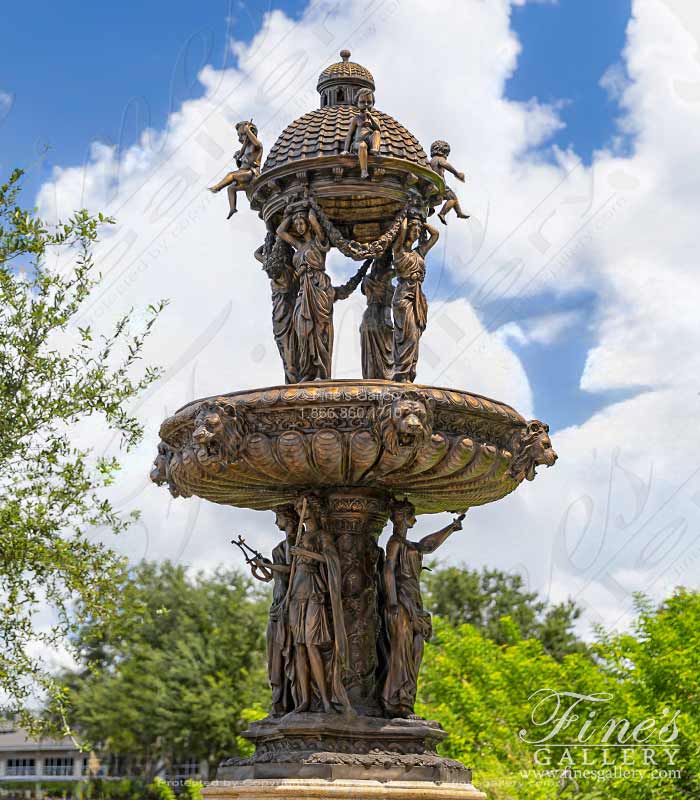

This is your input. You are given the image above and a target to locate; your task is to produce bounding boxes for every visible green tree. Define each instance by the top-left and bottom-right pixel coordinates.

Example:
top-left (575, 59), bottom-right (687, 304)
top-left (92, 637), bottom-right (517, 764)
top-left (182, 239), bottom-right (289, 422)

top-left (0, 168), bottom-right (165, 730)
top-left (61, 561), bottom-right (269, 781)
top-left (423, 566), bottom-right (587, 659)
top-left (419, 591), bottom-right (700, 800)
top-left (418, 617), bottom-right (604, 800)
top-left (590, 590), bottom-right (700, 799)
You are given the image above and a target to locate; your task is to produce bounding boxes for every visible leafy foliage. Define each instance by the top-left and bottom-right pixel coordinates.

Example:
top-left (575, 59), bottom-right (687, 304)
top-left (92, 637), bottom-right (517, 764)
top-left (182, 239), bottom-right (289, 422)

top-left (423, 565), bottom-right (587, 659)
top-left (419, 591), bottom-right (700, 799)
top-left (60, 561), bottom-right (269, 781)
top-left (0, 168), bottom-right (166, 730)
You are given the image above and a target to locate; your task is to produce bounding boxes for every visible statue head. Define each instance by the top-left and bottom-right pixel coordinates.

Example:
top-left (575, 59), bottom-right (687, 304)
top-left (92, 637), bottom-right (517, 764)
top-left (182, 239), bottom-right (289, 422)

top-left (390, 499), bottom-right (417, 532)
top-left (430, 139), bottom-right (451, 158)
top-left (192, 404), bottom-right (226, 446)
top-left (356, 88), bottom-right (375, 111)
top-left (406, 216), bottom-right (424, 245)
top-left (292, 211), bottom-right (309, 236)
top-left (509, 420), bottom-right (558, 482)
top-left (297, 493), bottom-right (324, 528)
top-left (275, 504), bottom-right (298, 535)
top-left (235, 120), bottom-right (257, 142)
top-left (377, 390), bottom-right (434, 454)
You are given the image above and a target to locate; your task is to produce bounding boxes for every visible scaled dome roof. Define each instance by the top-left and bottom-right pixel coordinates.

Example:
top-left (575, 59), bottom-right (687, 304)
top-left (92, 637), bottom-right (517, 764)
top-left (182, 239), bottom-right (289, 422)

top-left (317, 49), bottom-right (375, 92)
top-left (262, 105), bottom-right (429, 173)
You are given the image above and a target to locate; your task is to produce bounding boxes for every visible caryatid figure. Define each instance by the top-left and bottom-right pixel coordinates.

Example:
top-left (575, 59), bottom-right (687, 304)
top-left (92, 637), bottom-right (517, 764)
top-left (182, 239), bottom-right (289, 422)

top-left (429, 140), bottom-right (469, 225)
top-left (245, 505), bottom-right (298, 716)
top-left (391, 215), bottom-right (439, 383)
top-left (277, 204), bottom-right (369, 382)
top-left (382, 501), bottom-right (465, 718)
top-left (284, 495), bottom-right (352, 714)
top-left (360, 252), bottom-right (394, 380)
top-left (254, 232), bottom-right (298, 384)
top-left (208, 120), bottom-right (263, 219)
top-left (341, 88), bottom-right (382, 179)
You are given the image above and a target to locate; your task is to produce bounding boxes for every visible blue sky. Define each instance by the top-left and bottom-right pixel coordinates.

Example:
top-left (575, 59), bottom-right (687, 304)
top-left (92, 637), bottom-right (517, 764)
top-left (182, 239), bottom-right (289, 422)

top-left (0, 0), bottom-right (634, 433)
top-left (2, 1), bottom-right (630, 201)
top-left (0, 1), bottom-right (642, 437)
top-left (9, 0), bottom-right (700, 628)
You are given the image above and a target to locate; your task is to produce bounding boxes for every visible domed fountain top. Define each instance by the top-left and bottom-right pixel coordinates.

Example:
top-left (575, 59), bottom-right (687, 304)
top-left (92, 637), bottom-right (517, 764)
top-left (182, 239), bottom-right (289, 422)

top-left (317, 49), bottom-right (376, 107)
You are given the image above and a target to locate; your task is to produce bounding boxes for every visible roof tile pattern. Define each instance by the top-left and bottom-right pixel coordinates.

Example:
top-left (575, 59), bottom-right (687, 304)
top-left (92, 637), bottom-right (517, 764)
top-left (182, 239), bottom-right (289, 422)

top-left (317, 60), bottom-right (375, 90)
top-left (262, 105), bottom-right (429, 172)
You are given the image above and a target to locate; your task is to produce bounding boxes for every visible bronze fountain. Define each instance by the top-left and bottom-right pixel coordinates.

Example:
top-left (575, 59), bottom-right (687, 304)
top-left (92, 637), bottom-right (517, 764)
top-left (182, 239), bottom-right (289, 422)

top-left (152, 50), bottom-right (557, 800)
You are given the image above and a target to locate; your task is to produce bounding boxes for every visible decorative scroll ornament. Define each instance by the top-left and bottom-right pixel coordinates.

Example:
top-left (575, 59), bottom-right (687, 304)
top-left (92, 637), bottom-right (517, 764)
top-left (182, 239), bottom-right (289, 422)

top-left (308, 194), bottom-right (407, 261)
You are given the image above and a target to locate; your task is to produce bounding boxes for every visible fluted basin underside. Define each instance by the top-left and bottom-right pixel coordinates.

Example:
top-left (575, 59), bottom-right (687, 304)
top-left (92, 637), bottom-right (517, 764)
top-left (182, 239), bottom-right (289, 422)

top-left (151, 380), bottom-right (556, 514)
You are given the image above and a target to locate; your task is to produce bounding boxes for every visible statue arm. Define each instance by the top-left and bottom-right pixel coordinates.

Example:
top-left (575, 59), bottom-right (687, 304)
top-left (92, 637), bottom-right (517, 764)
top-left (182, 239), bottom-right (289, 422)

top-left (392, 217), bottom-right (408, 257)
top-left (415, 514), bottom-right (465, 554)
top-left (444, 160), bottom-right (465, 181)
top-left (253, 245), bottom-right (265, 264)
top-left (384, 537), bottom-right (400, 607)
top-left (333, 258), bottom-right (372, 301)
top-left (342, 118), bottom-right (358, 154)
top-left (245, 125), bottom-right (262, 149)
top-left (308, 208), bottom-right (327, 244)
top-left (289, 545), bottom-right (325, 563)
top-left (276, 215), bottom-right (298, 249)
top-left (253, 558), bottom-right (291, 574)
top-left (418, 222), bottom-right (440, 258)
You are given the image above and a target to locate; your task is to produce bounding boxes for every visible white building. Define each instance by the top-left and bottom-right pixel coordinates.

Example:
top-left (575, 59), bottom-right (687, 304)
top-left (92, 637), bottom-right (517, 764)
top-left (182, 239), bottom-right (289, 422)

top-left (0, 722), bottom-right (206, 796)
top-left (0, 722), bottom-right (87, 794)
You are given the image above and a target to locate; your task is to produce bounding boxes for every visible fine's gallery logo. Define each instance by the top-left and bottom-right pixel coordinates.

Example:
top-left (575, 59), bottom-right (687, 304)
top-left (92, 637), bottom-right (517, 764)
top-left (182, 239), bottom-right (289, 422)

top-left (519, 689), bottom-right (681, 773)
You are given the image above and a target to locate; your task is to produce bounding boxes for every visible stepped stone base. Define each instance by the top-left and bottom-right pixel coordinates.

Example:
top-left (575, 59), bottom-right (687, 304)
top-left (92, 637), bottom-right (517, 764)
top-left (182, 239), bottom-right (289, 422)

top-left (201, 778), bottom-right (487, 799)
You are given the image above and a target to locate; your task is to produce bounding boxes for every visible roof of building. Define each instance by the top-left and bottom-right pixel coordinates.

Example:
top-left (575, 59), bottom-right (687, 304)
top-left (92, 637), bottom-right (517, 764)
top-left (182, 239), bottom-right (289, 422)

top-left (317, 50), bottom-right (375, 91)
top-left (0, 727), bottom-right (81, 753)
top-left (262, 105), bottom-right (429, 172)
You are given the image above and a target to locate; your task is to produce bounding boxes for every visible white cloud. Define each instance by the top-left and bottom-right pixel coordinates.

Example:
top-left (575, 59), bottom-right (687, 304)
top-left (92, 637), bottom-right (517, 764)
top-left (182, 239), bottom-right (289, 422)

top-left (497, 309), bottom-right (583, 347)
top-left (34, 0), bottom-right (700, 638)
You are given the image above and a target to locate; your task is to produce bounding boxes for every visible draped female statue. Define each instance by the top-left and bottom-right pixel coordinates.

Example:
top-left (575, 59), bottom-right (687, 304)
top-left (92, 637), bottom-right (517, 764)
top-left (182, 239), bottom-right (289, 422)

top-left (382, 501), bottom-right (464, 718)
top-left (277, 206), bottom-right (368, 382)
top-left (391, 216), bottom-right (439, 383)
top-left (284, 495), bottom-right (352, 714)
top-left (255, 233), bottom-right (298, 384)
top-left (360, 253), bottom-right (394, 380)
top-left (244, 506), bottom-right (297, 716)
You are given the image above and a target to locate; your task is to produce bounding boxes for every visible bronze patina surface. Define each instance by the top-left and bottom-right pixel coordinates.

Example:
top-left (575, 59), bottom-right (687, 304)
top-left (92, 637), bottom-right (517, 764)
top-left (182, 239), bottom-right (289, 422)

top-left (155, 50), bottom-right (557, 791)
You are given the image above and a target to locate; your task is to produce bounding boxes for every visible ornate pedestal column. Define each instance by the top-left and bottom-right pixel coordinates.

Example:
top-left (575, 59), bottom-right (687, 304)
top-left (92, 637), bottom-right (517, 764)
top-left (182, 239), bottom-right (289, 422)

top-left (323, 490), bottom-right (388, 715)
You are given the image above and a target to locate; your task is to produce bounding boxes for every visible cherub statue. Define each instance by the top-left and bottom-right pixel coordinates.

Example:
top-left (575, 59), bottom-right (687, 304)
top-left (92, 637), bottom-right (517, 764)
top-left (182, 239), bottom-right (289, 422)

top-left (208, 120), bottom-right (262, 219)
top-left (382, 500), bottom-right (466, 718)
top-left (429, 140), bottom-right (469, 224)
top-left (341, 88), bottom-right (382, 179)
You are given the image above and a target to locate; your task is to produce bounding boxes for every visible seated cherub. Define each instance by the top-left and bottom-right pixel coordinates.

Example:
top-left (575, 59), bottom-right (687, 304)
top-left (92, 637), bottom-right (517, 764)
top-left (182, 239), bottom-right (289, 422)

top-left (341, 88), bottom-right (382, 179)
top-left (208, 120), bottom-right (262, 219)
top-left (430, 140), bottom-right (469, 224)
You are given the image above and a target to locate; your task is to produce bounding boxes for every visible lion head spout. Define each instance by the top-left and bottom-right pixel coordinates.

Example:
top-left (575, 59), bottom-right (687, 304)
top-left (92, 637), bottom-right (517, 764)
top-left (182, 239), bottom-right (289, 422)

top-left (509, 419), bottom-right (558, 482)
top-left (188, 400), bottom-right (247, 468)
top-left (377, 390), bottom-right (434, 455)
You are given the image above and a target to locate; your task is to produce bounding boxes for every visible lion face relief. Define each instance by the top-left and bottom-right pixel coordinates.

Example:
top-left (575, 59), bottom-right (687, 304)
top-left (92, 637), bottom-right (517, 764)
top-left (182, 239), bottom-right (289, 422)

top-left (149, 441), bottom-right (180, 498)
top-left (509, 419), bottom-right (558, 482)
top-left (190, 400), bottom-right (246, 467)
top-left (378, 392), bottom-right (434, 454)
